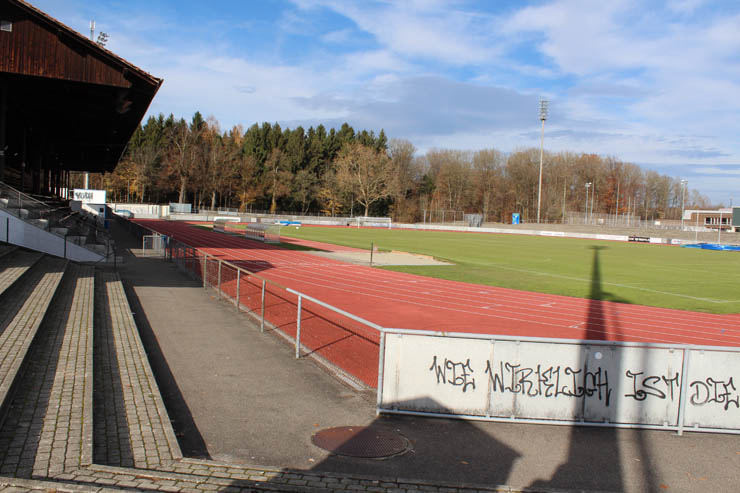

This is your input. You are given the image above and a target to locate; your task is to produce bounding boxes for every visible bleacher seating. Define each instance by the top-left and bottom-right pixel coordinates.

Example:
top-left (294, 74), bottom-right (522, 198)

top-left (0, 181), bottom-right (114, 262)
top-left (0, 241), bottom-right (178, 475)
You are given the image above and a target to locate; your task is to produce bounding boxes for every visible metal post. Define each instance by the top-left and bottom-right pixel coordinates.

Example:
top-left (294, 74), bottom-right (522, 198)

top-left (370, 242), bottom-right (374, 267)
top-left (695, 214), bottom-right (699, 242)
top-left (562, 181), bottom-right (566, 224)
top-left (590, 185), bottom-right (595, 223)
top-left (614, 182), bottom-right (619, 226)
top-left (203, 252), bottom-right (208, 289)
top-left (537, 119), bottom-right (544, 223)
top-left (676, 348), bottom-right (691, 436)
top-left (260, 279), bottom-right (266, 332)
top-left (537, 99), bottom-right (548, 224)
top-left (295, 295), bottom-right (302, 358)
top-left (5, 217), bottom-right (8, 243)
top-left (376, 331), bottom-right (387, 414)
top-left (718, 212), bottom-right (722, 244)
top-left (680, 180), bottom-right (688, 230)
top-left (217, 260), bottom-right (222, 300)
top-left (0, 82), bottom-right (6, 182)
top-left (236, 270), bottom-right (240, 312)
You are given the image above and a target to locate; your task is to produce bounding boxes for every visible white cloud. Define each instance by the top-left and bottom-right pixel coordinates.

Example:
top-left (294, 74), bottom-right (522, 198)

top-left (291, 0), bottom-right (501, 65)
top-left (667, 0), bottom-right (707, 15)
top-left (26, 0), bottom-right (740, 202)
top-left (320, 28), bottom-right (352, 44)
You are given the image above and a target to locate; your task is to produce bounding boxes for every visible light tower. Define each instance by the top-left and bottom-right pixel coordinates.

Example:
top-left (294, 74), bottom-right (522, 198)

top-left (537, 99), bottom-right (549, 223)
top-left (585, 182), bottom-right (592, 224)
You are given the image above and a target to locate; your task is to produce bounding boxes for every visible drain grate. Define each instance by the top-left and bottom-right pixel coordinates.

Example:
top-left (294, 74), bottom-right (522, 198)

top-left (311, 426), bottom-right (410, 458)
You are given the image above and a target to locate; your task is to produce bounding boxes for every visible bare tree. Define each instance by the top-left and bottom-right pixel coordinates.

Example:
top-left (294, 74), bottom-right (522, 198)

top-left (318, 168), bottom-right (344, 217)
top-left (472, 148), bottom-right (504, 221)
top-left (168, 115), bottom-right (205, 204)
top-left (264, 148), bottom-right (292, 213)
top-left (333, 142), bottom-right (393, 217)
top-left (237, 154), bottom-right (260, 212)
top-left (388, 139), bottom-right (417, 221)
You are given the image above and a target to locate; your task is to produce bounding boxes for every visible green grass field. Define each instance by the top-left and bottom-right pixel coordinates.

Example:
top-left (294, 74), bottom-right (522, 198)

top-left (275, 226), bottom-right (740, 314)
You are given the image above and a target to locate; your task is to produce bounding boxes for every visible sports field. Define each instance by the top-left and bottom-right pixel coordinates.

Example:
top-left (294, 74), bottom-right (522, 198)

top-left (138, 219), bottom-right (740, 386)
top-left (278, 226), bottom-right (740, 314)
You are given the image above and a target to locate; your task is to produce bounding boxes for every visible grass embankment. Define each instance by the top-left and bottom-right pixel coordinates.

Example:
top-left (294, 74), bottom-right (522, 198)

top-left (276, 226), bottom-right (739, 314)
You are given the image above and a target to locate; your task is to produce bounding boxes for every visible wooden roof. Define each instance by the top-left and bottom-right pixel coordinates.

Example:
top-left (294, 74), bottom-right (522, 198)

top-left (0, 0), bottom-right (162, 172)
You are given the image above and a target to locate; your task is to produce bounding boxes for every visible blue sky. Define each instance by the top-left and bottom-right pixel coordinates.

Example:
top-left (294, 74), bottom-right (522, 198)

top-left (33, 0), bottom-right (740, 204)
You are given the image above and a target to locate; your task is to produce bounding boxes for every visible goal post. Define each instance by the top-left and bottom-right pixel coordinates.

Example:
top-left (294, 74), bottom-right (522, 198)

top-left (354, 216), bottom-right (392, 229)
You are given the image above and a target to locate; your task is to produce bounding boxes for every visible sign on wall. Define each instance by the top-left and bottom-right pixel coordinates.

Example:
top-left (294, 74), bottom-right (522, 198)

top-left (378, 330), bottom-right (740, 433)
top-left (72, 189), bottom-right (106, 204)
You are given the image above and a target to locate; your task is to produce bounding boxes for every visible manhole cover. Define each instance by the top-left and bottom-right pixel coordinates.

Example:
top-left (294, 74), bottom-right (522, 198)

top-left (311, 426), bottom-right (410, 458)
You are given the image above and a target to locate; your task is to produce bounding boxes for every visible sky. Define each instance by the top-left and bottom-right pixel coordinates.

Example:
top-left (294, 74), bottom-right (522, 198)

top-left (30, 0), bottom-right (740, 204)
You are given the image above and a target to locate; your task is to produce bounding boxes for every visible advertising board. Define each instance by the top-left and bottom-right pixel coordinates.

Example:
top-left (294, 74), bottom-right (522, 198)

top-left (378, 330), bottom-right (740, 433)
top-left (72, 189), bottom-right (106, 204)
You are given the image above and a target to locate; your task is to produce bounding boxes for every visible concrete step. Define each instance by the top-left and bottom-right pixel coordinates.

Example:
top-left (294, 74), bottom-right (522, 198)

top-left (0, 256), bottom-right (67, 428)
top-left (0, 263), bottom-right (94, 478)
top-left (19, 208), bottom-right (41, 220)
top-left (29, 218), bottom-right (50, 230)
top-left (0, 249), bottom-right (44, 299)
top-left (0, 243), bottom-right (18, 259)
top-left (93, 270), bottom-right (181, 469)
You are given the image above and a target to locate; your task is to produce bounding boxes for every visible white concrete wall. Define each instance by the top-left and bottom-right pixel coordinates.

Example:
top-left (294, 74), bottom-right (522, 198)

top-left (0, 210), bottom-right (104, 262)
top-left (109, 203), bottom-right (167, 218)
top-left (395, 222), bottom-right (632, 242)
top-left (379, 330), bottom-right (740, 432)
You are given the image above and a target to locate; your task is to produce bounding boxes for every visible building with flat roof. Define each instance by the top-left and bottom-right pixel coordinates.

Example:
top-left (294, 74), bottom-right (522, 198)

top-left (683, 208), bottom-right (739, 231)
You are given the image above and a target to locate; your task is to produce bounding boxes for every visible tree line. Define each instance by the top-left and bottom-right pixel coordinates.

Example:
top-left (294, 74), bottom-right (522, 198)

top-left (77, 112), bottom-right (711, 223)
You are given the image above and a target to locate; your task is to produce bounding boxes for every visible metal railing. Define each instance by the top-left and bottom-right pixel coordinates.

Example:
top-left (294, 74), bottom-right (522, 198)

top-left (146, 232), bottom-right (384, 388)
top-left (0, 181), bottom-right (113, 257)
top-left (0, 181), bottom-right (55, 229)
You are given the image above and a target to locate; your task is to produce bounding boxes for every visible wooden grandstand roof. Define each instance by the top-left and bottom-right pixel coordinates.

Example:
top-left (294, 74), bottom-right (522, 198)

top-left (0, 0), bottom-right (162, 174)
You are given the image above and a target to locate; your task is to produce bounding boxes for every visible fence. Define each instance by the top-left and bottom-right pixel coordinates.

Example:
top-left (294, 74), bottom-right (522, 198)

top-left (142, 234), bottom-right (165, 256)
top-left (378, 329), bottom-right (740, 435)
top-left (564, 211), bottom-right (687, 230)
top-left (154, 234), bottom-right (383, 388)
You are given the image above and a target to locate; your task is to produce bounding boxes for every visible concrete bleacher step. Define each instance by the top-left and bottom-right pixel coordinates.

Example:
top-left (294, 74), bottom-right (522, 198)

top-left (0, 255), bottom-right (67, 430)
top-left (0, 243), bottom-right (18, 259)
top-left (0, 249), bottom-right (44, 299)
top-left (0, 263), bottom-right (93, 478)
top-left (93, 270), bottom-right (181, 469)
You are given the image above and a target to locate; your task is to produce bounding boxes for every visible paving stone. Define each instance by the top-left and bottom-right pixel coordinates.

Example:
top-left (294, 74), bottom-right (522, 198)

top-left (0, 254), bottom-right (582, 493)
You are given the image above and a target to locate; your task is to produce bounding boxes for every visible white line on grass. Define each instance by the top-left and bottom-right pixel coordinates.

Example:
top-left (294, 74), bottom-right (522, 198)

top-left (487, 264), bottom-right (737, 304)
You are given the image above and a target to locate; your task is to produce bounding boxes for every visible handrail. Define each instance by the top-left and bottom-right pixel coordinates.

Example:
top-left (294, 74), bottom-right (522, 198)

top-left (166, 235), bottom-right (333, 311)
top-left (286, 288), bottom-right (383, 332)
top-left (0, 181), bottom-right (52, 209)
top-left (135, 223), bottom-right (386, 372)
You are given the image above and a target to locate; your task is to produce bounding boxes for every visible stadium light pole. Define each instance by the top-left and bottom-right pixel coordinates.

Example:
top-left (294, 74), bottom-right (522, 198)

top-left (536, 99), bottom-right (549, 224)
top-left (680, 179), bottom-right (688, 230)
top-left (585, 182), bottom-right (591, 225)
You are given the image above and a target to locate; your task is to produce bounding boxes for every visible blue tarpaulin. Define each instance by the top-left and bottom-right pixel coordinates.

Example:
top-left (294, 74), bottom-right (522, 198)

top-left (681, 243), bottom-right (740, 251)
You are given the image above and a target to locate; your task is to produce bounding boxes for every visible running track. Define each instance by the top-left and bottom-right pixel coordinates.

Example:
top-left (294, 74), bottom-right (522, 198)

top-left (136, 220), bottom-right (740, 385)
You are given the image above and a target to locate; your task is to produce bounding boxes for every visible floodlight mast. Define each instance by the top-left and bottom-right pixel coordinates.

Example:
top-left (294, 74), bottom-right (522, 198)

top-left (537, 99), bottom-right (549, 224)
top-left (585, 182), bottom-right (592, 225)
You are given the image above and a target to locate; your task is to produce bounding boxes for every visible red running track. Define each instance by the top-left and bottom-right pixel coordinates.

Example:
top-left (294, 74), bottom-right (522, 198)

top-left (137, 219), bottom-right (740, 386)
